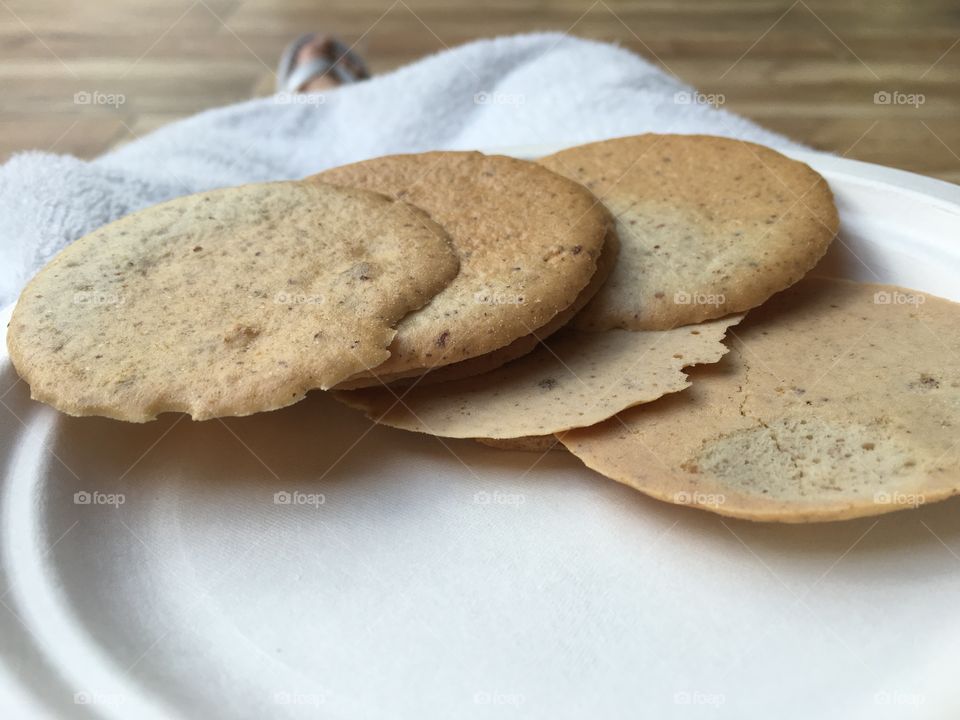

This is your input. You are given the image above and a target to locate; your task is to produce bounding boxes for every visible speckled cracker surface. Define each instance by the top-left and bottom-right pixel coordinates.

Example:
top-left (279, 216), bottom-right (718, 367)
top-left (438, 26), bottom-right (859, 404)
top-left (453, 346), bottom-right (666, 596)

top-left (7, 181), bottom-right (458, 422)
top-left (560, 278), bottom-right (960, 523)
top-left (340, 227), bottom-right (620, 389)
top-left (334, 315), bottom-right (740, 439)
top-left (539, 134), bottom-right (838, 330)
top-left (313, 151), bottom-right (611, 379)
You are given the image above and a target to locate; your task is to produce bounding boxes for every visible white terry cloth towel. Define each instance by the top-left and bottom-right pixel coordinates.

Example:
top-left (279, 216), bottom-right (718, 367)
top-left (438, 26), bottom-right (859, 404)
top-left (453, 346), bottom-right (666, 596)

top-left (0, 32), bottom-right (804, 307)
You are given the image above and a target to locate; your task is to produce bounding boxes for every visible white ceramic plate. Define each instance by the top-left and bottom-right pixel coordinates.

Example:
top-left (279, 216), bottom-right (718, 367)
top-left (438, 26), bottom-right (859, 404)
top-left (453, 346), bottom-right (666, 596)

top-left (2, 147), bottom-right (959, 720)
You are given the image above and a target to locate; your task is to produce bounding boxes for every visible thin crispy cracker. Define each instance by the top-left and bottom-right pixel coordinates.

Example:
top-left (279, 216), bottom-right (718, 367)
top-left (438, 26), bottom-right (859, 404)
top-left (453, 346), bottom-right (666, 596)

top-left (539, 134), bottom-right (837, 330)
top-left (334, 315), bottom-right (741, 439)
top-left (339, 227), bottom-right (620, 389)
top-left (313, 152), bottom-right (611, 381)
top-left (7, 181), bottom-right (458, 422)
top-left (560, 278), bottom-right (960, 522)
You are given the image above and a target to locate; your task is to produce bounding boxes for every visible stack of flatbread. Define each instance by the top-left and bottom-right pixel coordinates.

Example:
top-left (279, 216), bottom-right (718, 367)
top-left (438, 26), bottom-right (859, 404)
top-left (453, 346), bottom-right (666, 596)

top-left (8, 135), bottom-right (959, 523)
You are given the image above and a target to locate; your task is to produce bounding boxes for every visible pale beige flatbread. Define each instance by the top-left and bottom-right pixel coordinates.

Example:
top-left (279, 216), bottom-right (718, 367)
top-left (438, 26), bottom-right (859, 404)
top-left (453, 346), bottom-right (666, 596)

top-left (312, 152), bottom-right (611, 382)
top-left (7, 181), bottom-right (458, 422)
top-left (339, 227), bottom-right (620, 389)
top-left (334, 315), bottom-right (741, 439)
top-left (560, 278), bottom-right (960, 523)
top-left (539, 134), bottom-right (838, 330)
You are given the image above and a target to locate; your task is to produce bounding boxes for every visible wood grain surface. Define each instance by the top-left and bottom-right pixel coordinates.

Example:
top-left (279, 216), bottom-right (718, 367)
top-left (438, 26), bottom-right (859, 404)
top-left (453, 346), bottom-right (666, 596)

top-left (1, 0), bottom-right (957, 182)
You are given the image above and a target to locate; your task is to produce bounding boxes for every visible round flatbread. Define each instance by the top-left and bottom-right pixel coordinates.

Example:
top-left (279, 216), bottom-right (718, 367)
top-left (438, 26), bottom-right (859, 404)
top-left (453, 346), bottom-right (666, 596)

top-left (338, 227), bottom-right (620, 389)
top-left (539, 134), bottom-right (838, 330)
top-left (560, 278), bottom-right (960, 523)
top-left (334, 315), bottom-right (741, 439)
top-left (312, 151), bottom-right (611, 382)
top-left (7, 181), bottom-right (459, 422)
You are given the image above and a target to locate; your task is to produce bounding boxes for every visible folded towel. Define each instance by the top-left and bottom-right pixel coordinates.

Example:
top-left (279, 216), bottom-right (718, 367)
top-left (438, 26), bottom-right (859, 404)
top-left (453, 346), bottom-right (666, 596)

top-left (0, 32), bottom-right (802, 306)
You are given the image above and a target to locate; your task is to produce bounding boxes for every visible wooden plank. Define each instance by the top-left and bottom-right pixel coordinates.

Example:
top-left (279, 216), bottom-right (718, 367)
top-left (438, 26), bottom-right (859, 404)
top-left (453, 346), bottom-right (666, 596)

top-left (0, 0), bottom-right (955, 183)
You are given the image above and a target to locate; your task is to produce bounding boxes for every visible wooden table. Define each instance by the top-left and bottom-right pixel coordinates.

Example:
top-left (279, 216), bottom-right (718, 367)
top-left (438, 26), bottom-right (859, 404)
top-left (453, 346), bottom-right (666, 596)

top-left (1, 0), bottom-right (957, 182)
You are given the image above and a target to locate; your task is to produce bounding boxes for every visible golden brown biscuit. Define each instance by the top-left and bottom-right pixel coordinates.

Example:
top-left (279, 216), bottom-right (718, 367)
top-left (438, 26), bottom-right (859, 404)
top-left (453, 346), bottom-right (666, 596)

top-left (339, 227), bottom-right (619, 389)
top-left (334, 314), bottom-right (741, 439)
top-left (539, 134), bottom-right (838, 330)
top-left (313, 151), bottom-right (611, 382)
top-left (560, 278), bottom-right (960, 522)
top-left (7, 181), bottom-right (458, 422)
